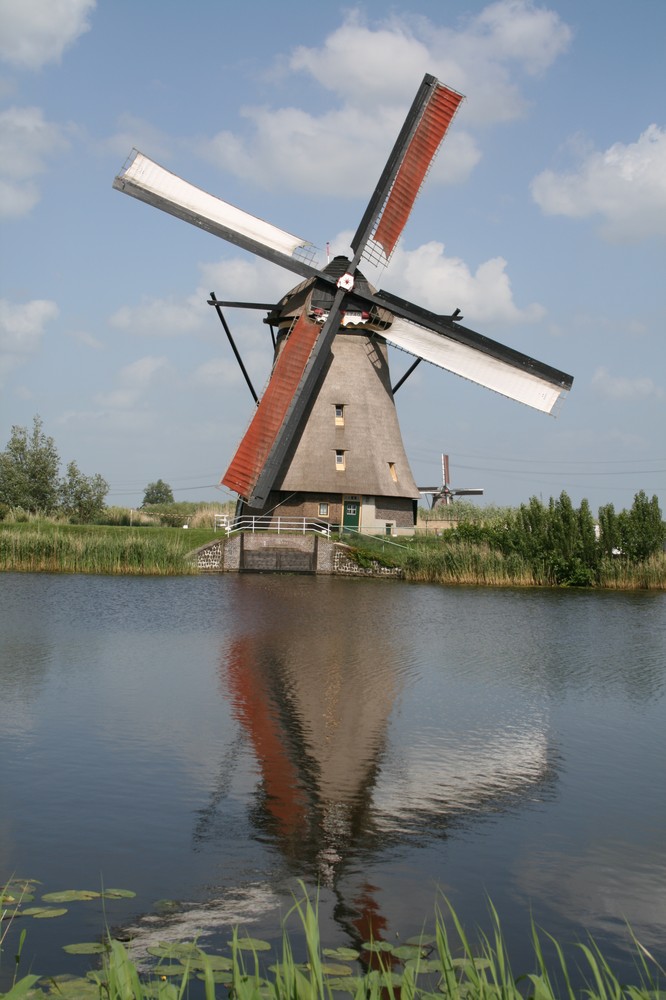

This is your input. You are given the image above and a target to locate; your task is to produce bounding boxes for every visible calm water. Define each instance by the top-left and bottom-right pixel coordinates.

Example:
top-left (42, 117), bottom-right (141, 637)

top-left (1, 572), bottom-right (665, 988)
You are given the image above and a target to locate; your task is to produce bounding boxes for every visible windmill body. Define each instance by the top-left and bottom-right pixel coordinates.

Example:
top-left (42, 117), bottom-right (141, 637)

top-left (114, 75), bottom-right (573, 534)
top-left (230, 257), bottom-right (421, 534)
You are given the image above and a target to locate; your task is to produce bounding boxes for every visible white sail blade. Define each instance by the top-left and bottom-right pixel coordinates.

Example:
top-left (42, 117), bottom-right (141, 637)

top-left (385, 316), bottom-right (568, 414)
top-left (113, 150), bottom-right (316, 274)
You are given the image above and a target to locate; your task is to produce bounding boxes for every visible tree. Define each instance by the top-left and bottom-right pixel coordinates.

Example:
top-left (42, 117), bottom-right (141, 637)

top-left (597, 502), bottom-right (619, 556)
top-left (59, 461), bottom-right (109, 521)
top-left (0, 415), bottom-right (60, 513)
top-left (618, 491), bottom-right (665, 561)
top-left (0, 416), bottom-right (109, 521)
top-left (142, 479), bottom-right (174, 506)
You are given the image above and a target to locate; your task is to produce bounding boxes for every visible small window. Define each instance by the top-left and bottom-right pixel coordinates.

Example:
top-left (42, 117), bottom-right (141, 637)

top-left (335, 450), bottom-right (346, 470)
top-left (388, 461), bottom-right (398, 482)
top-left (334, 404), bottom-right (345, 426)
top-left (318, 502), bottom-right (329, 516)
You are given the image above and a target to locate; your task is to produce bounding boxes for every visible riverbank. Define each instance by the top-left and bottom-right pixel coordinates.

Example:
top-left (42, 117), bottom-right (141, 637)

top-left (1, 522), bottom-right (665, 587)
top-left (1, 882), bottom-right (662, 1000)
top-left (0, 522), bottom-right (218, 575)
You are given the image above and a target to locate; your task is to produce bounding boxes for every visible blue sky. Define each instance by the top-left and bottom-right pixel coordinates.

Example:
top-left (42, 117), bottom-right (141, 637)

top-left (1, 0), bottom-right (664, 511)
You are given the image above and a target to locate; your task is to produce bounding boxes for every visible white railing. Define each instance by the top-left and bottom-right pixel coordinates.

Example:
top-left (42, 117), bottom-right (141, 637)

top-left (225, 516), bottom-right (331, 538)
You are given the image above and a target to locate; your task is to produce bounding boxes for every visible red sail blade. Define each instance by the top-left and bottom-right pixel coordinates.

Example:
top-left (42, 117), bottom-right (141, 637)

top-left (372, 84), bottom-right (463, 259)
top-left (222, 313), bottom-right (322, 499)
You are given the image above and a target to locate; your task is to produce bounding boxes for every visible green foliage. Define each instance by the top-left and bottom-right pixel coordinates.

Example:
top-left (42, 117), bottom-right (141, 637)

top-left (142, 479), bottom-right (174, 506)
top-left (617, 490), bottom-right (665, 561)
top-left (421, 491), bottom-right (664, 588)
top-left (59, 461), bottom-right (109, 522)
top-left (0, 524), bottom-right (206, 575)
top-left (0, 416), bottom-right (108, 522)
top-left (2, 882), bottom-right (663, 1000)
top-left (598, 502), bottom-right (619, 557)
top-left (0, 416), bottom-right (60, 513)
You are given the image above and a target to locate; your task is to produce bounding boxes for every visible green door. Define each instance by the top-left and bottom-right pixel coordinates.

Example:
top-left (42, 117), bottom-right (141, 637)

top-left (342, 497), bottom-right (360, 531)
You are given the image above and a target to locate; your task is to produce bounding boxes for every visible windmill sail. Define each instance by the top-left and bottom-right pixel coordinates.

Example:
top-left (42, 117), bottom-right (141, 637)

top-left (382, 314), bottom-right (569, 414)
top-left (113, 150), bottom-right (319, 280)
top-left (351, 76), bottom-right (463, 266)
top-left (222, 311), bottom-right (323, 499)
top-left (114, 73), bottom-right (573, 526)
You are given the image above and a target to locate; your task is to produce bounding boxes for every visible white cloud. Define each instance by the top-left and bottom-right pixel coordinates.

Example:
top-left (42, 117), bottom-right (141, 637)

top-left (0, 0), bottom-right (95, 70)
top-left (289, 2), bottom-right (570, 122)
top-left (109, 294), bottom-right (207, 336)
top-left (104, 114), bottom-right (173, 163)
top-left (0, 105), bottom-right (69, 218)
top-left (382, 241), bottom-right (545, 324)
top-left (190, 357), bottom-right (242, 389)
top-left (531, 125), bottom-right (666, 241)
top-left (94, 355), bottom-right (171, 409)
top-left (592, 366), bottom-right (664, 401)
top-left (198, 257), bottom-right (298, 305)
top-left (0, 296), bottom-right (58, 382)
top-left (200, 2), bottom-right (570, 196)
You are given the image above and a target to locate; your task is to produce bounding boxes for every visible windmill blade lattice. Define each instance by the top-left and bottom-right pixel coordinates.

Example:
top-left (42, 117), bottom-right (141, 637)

top-left (351, 75), bottom-right (463, 268)
top-left (113, 150), bottom-right (320, 280)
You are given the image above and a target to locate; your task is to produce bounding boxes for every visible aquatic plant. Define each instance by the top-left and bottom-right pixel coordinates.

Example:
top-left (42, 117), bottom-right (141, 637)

top-left (2, 881), bottom-right (663, 1000)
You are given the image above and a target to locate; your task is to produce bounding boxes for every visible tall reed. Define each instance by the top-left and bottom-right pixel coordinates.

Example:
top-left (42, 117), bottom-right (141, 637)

top-left (0, 527), bottom-right (199, 575)
top-left (3, 890), bottom-right (662, 1000)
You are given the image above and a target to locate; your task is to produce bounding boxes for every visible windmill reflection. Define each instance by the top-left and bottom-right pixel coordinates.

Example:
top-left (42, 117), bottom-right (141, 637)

top-left (193, 577), bottom-right (555, 952)
top-left (219, 615), bottom-right (398, 886)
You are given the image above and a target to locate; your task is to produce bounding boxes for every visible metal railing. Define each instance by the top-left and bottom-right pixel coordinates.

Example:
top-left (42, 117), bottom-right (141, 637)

top-left (225, 516), bottom-right (331, 538)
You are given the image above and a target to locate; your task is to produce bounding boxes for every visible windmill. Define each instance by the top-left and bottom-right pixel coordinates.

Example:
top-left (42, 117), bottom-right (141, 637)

top-left (420, 454), bottom-right (484, 508)
top-left (113, 74), bottom-right (573, 535)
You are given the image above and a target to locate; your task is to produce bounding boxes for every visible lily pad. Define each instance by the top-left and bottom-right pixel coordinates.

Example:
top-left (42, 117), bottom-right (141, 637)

top-left (29, 907), bottom-right (69, 918)
top-left (405, 934), bottom-right (436, 947)
top-left (228, 936), bottom-right (271, 951)
top-left (153, 898), bottom-right (179, 914)
top-left (320, 963), bottom-right (353, 976)
top-left (42, 889), bottom-right (100, 902)
top-left (451, 957), bottom-right (492, 970)
top-left (147, 942), bottom-right (203, 960)
top-left (362, 940), bottom-right (394, 953)
top-left (324, 976), bottom-right (364, 993)
top-left (391, 944), bottom-right (429, 961)
top-left (195, 971), bottom-right (234, 984)
top-left (366, 970), bottom-right (405, 987)
top-left (1, 891), bottom-right (35, 905)
top-left (143, 983), bottom-right (180, 1000)
top-left (63, 942), bottom-right (108, 955)
top-left (42, 976), bottom-right (100, 998)
top-left (185, 954), bottom-right (233, 971)
top-left (101, 888), bottom-right (136, 899)
top-left (323, 947), bottom-right (360, 961)
top-left (149, 964), bottom-right (189, 977)
top-left (404, 958), bottom-right (445, 974)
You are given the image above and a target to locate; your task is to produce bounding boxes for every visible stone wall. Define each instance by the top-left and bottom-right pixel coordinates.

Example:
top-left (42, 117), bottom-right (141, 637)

top-left (333, 545), bottom-right (403, 578)
top-left (192, 540), bottom-right (223, 571)
top-left (191, 534), bottom-right (401, 577)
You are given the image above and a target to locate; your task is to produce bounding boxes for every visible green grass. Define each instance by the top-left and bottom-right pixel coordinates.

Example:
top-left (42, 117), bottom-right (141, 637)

top-left (0, 522), bottom-right (221, 576)
top-left (344, 535), bottom-right (666, 590)
top-left (1, 886), bottom-right (663, 1000)
top-left (2, 519), bottom-right (665, 588)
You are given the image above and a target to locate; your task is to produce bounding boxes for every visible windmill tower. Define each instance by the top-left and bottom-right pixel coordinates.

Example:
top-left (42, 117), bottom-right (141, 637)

top-left (113, 75), bottom-right (573, 534)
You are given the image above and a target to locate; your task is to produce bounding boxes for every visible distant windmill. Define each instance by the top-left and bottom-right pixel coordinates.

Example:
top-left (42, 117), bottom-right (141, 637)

top-left (113, 74), bottom-right (572, 535)
top-left (420, 454), bottom-right (484, 508)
